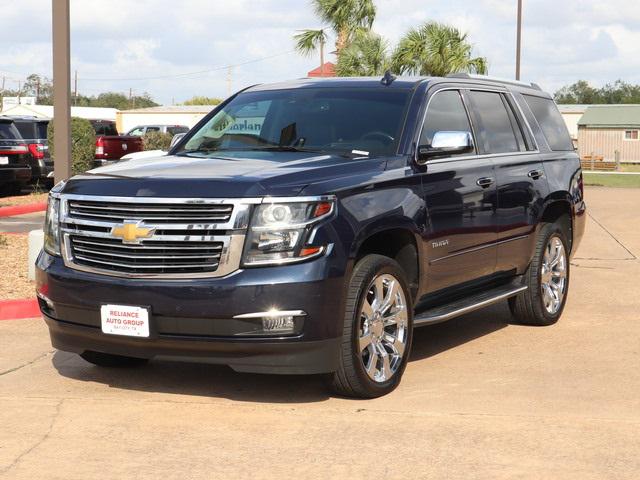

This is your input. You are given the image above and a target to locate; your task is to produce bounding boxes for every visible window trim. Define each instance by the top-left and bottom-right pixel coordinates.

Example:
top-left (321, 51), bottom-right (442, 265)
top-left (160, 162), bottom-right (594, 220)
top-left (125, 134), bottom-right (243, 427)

top-left (413, 85), bottom-right (539, 165)
top-left (417, 88), bottom-right (479, 158)
top-left (624, 129), bottom-right (639, 141)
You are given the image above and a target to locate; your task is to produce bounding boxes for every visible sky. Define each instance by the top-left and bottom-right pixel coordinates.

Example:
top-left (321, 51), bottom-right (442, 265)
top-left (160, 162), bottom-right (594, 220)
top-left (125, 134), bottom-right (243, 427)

top-left (0, 0), bottom-right (638, 105)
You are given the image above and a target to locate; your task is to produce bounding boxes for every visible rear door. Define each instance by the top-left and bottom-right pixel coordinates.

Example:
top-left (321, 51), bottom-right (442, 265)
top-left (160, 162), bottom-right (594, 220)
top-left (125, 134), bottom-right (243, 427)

top-left (466, 89), bottom-right (549, 275)
top-left (418, 88), bottom-right (498, 293)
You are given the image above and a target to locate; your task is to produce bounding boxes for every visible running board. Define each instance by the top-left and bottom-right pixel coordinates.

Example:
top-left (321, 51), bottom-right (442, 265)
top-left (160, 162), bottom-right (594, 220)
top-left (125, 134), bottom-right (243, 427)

top-left (413, 281), bottom-right (527, 327)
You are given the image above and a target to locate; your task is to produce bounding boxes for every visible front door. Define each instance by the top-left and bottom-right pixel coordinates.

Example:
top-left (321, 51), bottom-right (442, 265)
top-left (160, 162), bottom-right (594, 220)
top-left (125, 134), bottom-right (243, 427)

top-left (417, 88), bottom-right (498, 294)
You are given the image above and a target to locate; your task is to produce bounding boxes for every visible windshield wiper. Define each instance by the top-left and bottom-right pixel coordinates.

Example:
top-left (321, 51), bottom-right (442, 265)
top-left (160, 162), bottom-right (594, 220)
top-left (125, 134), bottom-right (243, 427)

top-left (248, 146), bottom-right (322, 153)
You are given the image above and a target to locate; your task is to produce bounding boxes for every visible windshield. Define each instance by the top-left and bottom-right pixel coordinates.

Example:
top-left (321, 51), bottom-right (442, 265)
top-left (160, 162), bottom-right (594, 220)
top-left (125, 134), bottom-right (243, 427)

top-left (178, 87), bottom-right (411, 157)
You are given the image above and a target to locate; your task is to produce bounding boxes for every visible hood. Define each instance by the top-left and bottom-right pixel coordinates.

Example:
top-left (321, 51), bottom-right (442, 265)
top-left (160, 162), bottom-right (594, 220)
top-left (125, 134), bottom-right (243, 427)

top-left (61, 151), bottom-right (387, 198)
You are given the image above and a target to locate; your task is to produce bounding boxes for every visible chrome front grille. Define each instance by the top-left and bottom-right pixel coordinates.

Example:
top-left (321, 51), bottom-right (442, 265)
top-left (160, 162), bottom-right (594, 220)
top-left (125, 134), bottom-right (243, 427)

top-left (69, 235), bottom-right (224, 274)
top-left (59, 195), bottom-right (260, 279)
top-left (67, 200), bottom-right (234, 223)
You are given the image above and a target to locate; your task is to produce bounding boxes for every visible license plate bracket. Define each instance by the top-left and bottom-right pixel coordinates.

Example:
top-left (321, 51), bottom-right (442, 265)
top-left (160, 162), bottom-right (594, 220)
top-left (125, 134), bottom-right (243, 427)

top-left (100, 304), bottom-right (150, 338)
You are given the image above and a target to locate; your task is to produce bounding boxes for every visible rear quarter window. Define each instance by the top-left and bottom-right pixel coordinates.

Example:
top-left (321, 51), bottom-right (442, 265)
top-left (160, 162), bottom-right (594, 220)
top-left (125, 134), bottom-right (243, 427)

top-left (523, 95), bottom-right (573, 151)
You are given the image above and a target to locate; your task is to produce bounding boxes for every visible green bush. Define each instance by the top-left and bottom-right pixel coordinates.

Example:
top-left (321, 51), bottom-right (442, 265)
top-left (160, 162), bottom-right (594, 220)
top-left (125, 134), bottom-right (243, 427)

top-left (47, 117), bottom-right (96, 175)
top-left (142, 131), bottom-right (173, 151)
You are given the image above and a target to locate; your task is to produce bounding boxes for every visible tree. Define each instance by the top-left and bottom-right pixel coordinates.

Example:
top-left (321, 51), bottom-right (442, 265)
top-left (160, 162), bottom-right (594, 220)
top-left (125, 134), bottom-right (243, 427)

top-left (553, 80), bottom-right (600, 104)
top-left (392, 22), bottom-right (487, 76)
top-left (313, 0), bottom-right (376, 52)
top-left (553, 80), bottom-right (640, 104)
top-left (182, 96), bottom-right (222, 106)
top-left (47, 117), bottom-right (95, 175)
top-left (294, 28), bottom-right (329, 74)
top-left (23, 74), bottom-right (53, 104)
top-left (293, 0), bottom-right (376, 67)
top-left (336, 30), bottom-right (389, 77)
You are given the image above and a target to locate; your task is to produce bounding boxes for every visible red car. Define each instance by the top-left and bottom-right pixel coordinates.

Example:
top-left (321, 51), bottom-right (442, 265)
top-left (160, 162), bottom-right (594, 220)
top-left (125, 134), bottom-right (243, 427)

top-left (91, 120), bottom-right (143, 167)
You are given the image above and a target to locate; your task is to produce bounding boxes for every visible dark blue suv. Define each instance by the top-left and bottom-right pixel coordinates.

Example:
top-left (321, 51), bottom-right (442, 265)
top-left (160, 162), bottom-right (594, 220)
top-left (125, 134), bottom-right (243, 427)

top-left (37, 75), bottom-right (586, 398)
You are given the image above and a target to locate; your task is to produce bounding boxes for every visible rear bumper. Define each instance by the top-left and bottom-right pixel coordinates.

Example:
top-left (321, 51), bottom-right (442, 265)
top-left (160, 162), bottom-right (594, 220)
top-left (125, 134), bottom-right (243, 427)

top-left (0, 166), bottom-right (31, 184)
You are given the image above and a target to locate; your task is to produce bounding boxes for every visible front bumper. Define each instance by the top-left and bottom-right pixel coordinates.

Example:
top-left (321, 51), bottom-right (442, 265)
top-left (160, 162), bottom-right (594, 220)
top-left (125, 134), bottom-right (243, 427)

top-left (36, 250), bottom-right (347, 374)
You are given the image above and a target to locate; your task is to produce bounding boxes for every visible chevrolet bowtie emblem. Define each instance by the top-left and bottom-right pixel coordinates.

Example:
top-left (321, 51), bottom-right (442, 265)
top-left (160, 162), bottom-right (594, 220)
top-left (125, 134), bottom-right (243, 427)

top-left (110, 220), bottom-right (155, 244)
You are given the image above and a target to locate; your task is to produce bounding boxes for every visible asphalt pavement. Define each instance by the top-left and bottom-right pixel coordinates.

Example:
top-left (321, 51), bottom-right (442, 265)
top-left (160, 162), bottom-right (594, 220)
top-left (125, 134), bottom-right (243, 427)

top-left (1, 187), bottom-right (639, 479)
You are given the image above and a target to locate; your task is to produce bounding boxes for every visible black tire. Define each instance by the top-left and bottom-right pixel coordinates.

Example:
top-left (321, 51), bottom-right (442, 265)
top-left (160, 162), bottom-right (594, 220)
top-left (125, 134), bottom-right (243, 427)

top-left (330, 254), bottom-right (413, 398)
top-left (509, 221), bottom-right (570, 326)
top-left (80, 350), bottom-right (148, 368)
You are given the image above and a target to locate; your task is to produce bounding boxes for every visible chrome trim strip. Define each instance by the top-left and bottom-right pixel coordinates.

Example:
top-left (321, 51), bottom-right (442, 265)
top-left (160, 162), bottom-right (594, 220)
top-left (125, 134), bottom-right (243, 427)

top-left (414, 285), bottom-right (528, 326)
top-left (233, 310), bottom-right (306, 319)
top-left (429, 235), bottom-right (530, 265)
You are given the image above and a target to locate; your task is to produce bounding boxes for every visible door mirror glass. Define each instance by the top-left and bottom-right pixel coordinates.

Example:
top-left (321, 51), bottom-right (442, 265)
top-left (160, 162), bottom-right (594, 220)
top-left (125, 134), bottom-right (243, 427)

top-left (418, 131), bottom-right (474, 162)
top-left (169, 132), bottom-right (186, 149)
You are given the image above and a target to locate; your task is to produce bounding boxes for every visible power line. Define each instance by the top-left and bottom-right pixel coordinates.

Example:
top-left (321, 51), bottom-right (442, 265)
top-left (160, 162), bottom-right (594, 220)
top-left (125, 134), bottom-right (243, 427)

top-left (80, 50), bottom-right (295, 82)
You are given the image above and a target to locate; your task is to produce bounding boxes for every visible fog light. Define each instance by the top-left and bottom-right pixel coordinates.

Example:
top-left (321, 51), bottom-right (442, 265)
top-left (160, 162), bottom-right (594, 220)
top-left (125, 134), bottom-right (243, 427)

top-left (262, 315), bottom-right (295, 333)
top-left (233, 310), bottom-right (306, 336)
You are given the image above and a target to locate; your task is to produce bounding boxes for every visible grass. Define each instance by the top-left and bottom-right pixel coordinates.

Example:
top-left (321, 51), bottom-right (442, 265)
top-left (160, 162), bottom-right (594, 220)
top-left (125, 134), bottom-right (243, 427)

top-left (583, 172), bottom-right (640, 188)
top-left (621, 164), bottom-right (640, 173)
top-left (0, 234), bottom-right (6, 247)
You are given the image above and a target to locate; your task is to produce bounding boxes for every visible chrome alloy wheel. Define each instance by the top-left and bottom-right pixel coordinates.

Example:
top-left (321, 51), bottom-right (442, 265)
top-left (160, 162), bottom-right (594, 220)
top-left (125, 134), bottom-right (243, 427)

top-left (540, 236), bottom-right (567, 315)
top-left (358, 273), bottom-right (409, 383)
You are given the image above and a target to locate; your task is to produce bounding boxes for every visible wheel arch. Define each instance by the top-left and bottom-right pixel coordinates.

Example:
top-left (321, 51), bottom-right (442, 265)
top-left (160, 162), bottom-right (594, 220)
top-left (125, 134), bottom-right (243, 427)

top-left (539, 195), bottom-right (573, 251)
top-left (352, 224), bottom-right (421, 302)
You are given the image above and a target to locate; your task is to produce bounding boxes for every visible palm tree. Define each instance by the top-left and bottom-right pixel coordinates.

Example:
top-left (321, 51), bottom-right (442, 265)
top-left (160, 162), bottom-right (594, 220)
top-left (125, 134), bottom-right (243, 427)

top-left (336, 31), bottom-right (390, 77)
top-left (392, 22), bottom-right (488, 77)
top-left (294, 0), bottom-right (377, 69)
top-left (313, 0), bottom-right (376, 52)
top-left (294, 28), bottom-right (329, 75)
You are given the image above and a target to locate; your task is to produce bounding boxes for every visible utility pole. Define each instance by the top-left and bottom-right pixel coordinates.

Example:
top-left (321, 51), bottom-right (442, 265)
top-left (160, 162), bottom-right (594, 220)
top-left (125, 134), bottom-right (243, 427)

top-left (227, 66), bottom-right (232, 97)
top-left (52, 0), bottom-right (72, 182)
top-left (515, 0), bottom-right (523, 80)
top-left (17, 80), bottom-right (21, 100)
top-left (36, 79), bottom-right (40, 103)
top-left (73, 70), bottom-right (78, 105)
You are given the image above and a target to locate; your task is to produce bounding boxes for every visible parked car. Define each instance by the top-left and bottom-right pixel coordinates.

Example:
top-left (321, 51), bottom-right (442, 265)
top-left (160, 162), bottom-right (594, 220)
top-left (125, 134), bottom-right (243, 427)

top-left (118, 133), bottom-right (187, 162)
top-left (37, 75), bottom-right (585, 398)
top-left (90, 119), bottom-right (143, 167)
top-left (7, 115), bottom-right (53, 185)
top-left (125, 125), bottom-right (189, 136)
top-left (0, 117), bottom-right (31, 195)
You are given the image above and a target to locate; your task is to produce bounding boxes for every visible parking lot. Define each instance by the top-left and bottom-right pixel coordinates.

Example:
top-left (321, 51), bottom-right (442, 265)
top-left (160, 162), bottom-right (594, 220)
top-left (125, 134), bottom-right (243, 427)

top-left (1, 187), bottom-right (639, 479)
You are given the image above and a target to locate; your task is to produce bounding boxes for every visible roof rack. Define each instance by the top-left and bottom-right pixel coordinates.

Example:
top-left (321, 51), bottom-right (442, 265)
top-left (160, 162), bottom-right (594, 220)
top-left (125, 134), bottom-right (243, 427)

top-left (446, 73), bottom-right (542, 91)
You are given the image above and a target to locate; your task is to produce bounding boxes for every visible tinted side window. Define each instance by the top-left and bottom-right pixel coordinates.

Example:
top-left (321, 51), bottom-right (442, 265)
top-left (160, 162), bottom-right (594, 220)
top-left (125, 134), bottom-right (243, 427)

top-left (13, 121), bottom-right (34, 139)
top-left (420, 90), bottom-right (473, 153)
top-left (468, 91), bottom-right (520, 154)
top-left (523, 95), bottom-right (573, 151)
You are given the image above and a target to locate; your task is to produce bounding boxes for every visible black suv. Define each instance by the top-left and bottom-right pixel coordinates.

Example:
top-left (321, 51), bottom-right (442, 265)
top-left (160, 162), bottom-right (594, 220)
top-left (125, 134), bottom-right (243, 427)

top-left (0, 117), bottom-right (31, 195)
top-left (8, 116), bottom-right (53, 185)
top-left (37, 75), bottom-right (585, 398)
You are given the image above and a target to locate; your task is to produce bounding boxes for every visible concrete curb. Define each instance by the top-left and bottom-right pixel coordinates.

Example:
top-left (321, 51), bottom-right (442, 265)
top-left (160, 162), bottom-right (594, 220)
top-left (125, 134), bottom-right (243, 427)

top-left (0, 202), bottom-right (47, 218)
top-left (0, 298), bottom-right (40, 321)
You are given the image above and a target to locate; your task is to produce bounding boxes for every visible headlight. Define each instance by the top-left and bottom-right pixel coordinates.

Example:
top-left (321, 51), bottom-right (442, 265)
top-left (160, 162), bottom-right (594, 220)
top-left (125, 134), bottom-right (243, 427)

top-left (242, 198), bottom-right (335, 266)
top-left (43, 197), bottom-right (61, 256)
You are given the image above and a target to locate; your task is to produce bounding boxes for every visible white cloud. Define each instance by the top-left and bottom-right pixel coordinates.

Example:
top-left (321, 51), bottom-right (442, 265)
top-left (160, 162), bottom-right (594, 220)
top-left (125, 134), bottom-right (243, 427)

top-left (0, 0), bottom-right (638, 103)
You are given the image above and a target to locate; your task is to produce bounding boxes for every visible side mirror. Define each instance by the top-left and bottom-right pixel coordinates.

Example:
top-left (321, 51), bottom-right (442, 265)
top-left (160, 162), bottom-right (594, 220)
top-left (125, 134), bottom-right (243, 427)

top-left (417, 131), bottom-right (474, 163)
top-left (169, 132), bottom-right (187, 149)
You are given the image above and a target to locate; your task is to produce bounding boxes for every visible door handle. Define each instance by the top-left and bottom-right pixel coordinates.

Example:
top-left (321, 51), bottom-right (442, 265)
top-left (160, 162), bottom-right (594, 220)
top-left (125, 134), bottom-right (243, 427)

top-left (528, 169), bottom-right (544, 179)
top-left (476, 177), bottom-right (494, 188)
